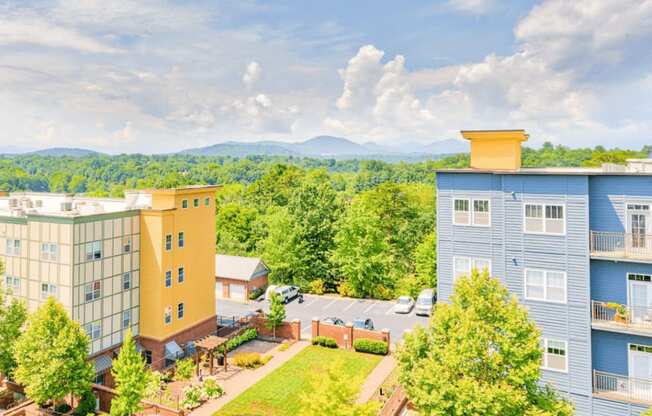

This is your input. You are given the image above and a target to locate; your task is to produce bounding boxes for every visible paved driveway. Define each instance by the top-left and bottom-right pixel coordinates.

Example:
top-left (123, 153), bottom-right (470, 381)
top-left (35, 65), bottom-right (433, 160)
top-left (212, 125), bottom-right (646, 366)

top-left (216, 294), bottom-right (430, 343)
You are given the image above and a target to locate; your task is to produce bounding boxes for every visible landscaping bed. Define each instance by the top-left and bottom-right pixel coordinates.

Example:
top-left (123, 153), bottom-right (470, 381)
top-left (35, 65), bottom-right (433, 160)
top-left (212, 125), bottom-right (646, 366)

top-left (215, 346), bottom-right (383, 416)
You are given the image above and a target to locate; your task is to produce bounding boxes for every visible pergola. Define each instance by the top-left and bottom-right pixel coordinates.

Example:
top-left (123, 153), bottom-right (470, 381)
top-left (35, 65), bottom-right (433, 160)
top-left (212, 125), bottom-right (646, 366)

top-left (194, 335), bottom-right (229, 376)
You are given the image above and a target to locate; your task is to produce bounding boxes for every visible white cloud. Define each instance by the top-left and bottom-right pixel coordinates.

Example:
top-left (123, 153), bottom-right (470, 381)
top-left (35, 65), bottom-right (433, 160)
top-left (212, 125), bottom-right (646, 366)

top-left (447, 0), bottom-right (495, 14)
top-left (336, 45), bottom-right (385, 110)
top-left (243, 61), bottom-right (262, 89)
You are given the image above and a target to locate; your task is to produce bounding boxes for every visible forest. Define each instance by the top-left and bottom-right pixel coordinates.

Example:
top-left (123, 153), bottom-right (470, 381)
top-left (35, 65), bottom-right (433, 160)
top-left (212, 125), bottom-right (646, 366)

top-left (0, 143), bottom-right (648, 298)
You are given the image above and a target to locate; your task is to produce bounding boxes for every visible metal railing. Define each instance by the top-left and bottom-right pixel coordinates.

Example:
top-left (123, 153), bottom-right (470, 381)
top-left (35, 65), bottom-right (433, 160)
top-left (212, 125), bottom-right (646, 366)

top-left (592, 301), bottom-right (652, 332)
top-left (593, 370), bottom-right (652, 405)
top-left (590, 231), bottom-right (652, 260)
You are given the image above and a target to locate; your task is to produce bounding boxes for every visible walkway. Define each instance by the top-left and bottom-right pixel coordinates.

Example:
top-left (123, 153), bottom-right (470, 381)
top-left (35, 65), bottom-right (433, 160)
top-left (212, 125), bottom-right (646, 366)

top-left (190, 340), bottom-right (310, 416)
top-left (356, 354), bottom-right (396, 404)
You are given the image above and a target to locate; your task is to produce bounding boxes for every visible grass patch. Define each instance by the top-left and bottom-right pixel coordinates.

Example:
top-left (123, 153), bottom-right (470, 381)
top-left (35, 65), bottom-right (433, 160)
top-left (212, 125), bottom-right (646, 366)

top-left (216, 345), bottom-right (382, 416)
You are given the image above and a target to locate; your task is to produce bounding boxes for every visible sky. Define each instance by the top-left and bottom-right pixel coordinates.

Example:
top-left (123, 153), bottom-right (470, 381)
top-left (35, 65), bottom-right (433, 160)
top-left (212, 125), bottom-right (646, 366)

top-left (1, 0), bottom-right (652, 153)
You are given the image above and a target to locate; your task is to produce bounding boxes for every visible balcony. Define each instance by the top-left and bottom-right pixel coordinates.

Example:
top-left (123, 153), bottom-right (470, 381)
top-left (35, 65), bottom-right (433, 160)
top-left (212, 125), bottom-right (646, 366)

top-left (590, 231), bottom-right (652, 262)
top-left (593, 370), bottom-right (652, 405)
top-left (592, 301), bottom-right (652, 336)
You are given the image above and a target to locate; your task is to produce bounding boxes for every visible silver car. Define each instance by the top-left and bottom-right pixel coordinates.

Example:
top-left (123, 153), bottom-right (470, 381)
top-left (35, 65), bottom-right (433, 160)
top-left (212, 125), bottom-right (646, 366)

top-left (415, 289), bottom-right (436, 316)
top-left (394, 296), bottom-right (415, 314)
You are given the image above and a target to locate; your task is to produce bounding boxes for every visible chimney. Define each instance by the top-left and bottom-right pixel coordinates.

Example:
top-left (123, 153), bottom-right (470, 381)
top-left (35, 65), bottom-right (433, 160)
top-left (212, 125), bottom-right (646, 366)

top-left (460, 130), bottom-right (529, 171)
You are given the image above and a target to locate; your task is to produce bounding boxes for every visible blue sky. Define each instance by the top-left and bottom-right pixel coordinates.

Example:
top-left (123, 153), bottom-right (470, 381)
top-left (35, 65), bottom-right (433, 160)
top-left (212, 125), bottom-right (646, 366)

top-left (1, 0), bottom-right (651, 153)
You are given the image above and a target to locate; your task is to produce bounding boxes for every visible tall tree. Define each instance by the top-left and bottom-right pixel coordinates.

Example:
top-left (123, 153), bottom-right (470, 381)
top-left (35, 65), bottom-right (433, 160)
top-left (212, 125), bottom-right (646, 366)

top-left (414, 230), bottom-right (437, 289)
top-left (397, 270), bottom-right (573, 415)
top-left (266, 293), bottom-right (286, 339)
top-left (0, 271), bottom-right (27, 380)
top-left (14, 298), bottom-right (94, 407)
top-left (110, 330), bottom-right (148, 416)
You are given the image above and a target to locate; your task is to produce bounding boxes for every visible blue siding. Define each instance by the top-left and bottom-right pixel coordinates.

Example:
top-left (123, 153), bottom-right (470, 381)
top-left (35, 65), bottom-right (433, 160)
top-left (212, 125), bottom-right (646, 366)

top-left (589, 176), bottom-right (652, 232)
top-left (593, 397), bottom-right (649, 416)
top-left (590, 260), bottom-right (652, 304)
top-left (592, 330), bottom-right (652, 374)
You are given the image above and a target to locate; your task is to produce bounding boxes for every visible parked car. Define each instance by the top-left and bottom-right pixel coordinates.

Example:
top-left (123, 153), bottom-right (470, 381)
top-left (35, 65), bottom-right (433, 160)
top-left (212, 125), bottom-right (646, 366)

top-left (394, 296), bottom-right (415, 314)
top-left (271, 285), bottom-right (300, 303)
top-left (352, 318), bottom-right (375, 330)
top-left (415, 288), bottom-right (436, 316)
top-left (322, 317), bottom-right (345, 326)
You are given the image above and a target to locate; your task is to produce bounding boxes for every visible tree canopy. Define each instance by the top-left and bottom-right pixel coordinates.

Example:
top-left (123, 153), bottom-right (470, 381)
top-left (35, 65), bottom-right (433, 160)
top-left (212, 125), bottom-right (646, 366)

top-left (0, 278), bottom-right (27, 380)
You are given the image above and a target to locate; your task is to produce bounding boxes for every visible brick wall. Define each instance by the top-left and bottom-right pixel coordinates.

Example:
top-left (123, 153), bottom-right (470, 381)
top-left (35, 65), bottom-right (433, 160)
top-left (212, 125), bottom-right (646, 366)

top-left (311, 319), bottom-right (390, 351)
top-left (250, 315), bottom-right (300, 341)
top-left (93, 384), bottom-right (183, 416)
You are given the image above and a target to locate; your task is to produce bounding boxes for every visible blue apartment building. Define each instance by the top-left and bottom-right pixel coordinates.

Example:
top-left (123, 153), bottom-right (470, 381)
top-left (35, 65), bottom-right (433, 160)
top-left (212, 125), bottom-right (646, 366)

top-left (436, 130), bottom-right (652, 416)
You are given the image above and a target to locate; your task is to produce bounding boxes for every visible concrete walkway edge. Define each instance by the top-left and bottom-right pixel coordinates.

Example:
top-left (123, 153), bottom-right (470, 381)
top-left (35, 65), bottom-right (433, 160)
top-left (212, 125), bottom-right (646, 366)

top-left (357, 354), bottom-right (397, 404)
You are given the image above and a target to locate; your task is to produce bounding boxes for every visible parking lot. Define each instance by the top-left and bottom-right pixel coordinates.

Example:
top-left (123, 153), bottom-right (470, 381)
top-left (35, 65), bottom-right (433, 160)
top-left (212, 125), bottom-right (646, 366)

top-left (216, 294), bottom-right (430, 344)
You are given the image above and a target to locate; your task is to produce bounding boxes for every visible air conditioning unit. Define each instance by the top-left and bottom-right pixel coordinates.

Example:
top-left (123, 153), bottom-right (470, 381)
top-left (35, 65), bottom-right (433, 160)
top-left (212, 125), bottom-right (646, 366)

top-left (8, 198), bottom-right (18, 208)
top-left (35, 200), bottom-right (43, 208)
top-left (60, 202), bottom-right (73, 212)
top-left (22, 199), bottom-right (33, 208)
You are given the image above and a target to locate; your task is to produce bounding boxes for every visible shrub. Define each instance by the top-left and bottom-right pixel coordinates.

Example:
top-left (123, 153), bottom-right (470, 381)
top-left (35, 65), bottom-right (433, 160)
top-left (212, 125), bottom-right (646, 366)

top-left (221, 328), bottom-right (258, 353)
top-left (278, 342), bottom-right (290, 352)
top-left (233, 352), bottom-right (266, 369)
top-left (174, 358), bottom-right (194, 381)
top-left (201, 377), bottom-right (224, 400)
top-left (353, 338), bottom-right (388, 355)
top-left (74, 390), bottom-right (97, 416)
top-left (144, 371), bottom-right (163, 400)
top-left (249, 286), bottom-right (267, 300)
top-left (308, 279), bottom-right (325, 295)
top-left (311, 336), bottom-right (338, 348)
top-left (54, 403), bottom-right (72, 414)
top-left (337, 281), bottom-right (355, 297)
top-left (180, 385), bottom-right (204, 410)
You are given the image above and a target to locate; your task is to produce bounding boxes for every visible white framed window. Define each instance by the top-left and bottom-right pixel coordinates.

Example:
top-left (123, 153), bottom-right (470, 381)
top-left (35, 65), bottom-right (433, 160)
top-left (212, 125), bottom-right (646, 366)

top-left (84, 281), bottom-right (101, 302)
top-left (165, 270), bottom-right (172, 288)
top-left (165, 234), bottom-right (172, 251)
top-left (524, 203), bottom-right (565, 235)
top-left (453, 256), bottom-right (492, 281)
top-left (40, 283), bottom-right (57, 299)
top-left (542, 338), bottom-right (568, 373)
top-left (84, 322), bottom-right (102, 341)
top-left (6, 239), bottom-right (20, 256)
top-left (40, 243), bottom-right (58, 262)
top-left (122, 272), bottom-right (131, 290)
top-left (453, 199), bottom-right (470, 225)
top-left (164, 307), bottom-right (172, 325)
top-left (122, 310), bottom-right (131, 329)
top-left (177, 302), bottom-right (184, 319)
top-left (178, 266), bottom-right (185, 284)
top-left (524, 269), bottom-right (567, 303)
top-left (5, 275), bottom-right (20, 292)
top-left (473, 199), bottom-right (491, 226)
top-left (85, 241), bottom-right (102, 261)
top-left (178, 232), bottom-right (184, 248)
top-left (123, 237), bottom-right (131, 253)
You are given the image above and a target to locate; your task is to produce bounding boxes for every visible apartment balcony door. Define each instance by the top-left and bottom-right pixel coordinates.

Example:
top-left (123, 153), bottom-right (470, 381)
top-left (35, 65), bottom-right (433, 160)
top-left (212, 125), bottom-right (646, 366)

top-left (629, 345), bottom-right (652, 400)
top-left (628, 204), bottom-right (650, 249)
top-left (629, 278), bottom-right (652, 324)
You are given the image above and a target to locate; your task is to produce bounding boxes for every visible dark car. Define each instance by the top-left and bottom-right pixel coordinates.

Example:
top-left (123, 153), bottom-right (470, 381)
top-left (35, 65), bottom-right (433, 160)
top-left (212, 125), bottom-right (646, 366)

top-left (352, 318), bottom-right (374, 330)
top-left (322, 317), bottom-right (345, 326)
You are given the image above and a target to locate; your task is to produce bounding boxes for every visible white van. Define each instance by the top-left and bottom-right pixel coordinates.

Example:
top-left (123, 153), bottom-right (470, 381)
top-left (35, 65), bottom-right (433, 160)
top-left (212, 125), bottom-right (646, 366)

top-left (415, 289), bottom-right (436, 316)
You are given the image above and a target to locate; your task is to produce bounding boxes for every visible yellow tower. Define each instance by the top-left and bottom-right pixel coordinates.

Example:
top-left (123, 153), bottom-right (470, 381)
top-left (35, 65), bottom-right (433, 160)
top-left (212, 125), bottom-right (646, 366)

top-left (461, 129), bottom-right (528, 170)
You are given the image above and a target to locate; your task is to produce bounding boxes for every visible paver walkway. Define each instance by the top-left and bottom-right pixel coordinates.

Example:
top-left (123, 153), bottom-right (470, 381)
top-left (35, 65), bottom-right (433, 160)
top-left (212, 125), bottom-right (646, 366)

top-left (190, 340), bottom-right (310, 416)
top-left (356, 354), bottom-right (396, 404)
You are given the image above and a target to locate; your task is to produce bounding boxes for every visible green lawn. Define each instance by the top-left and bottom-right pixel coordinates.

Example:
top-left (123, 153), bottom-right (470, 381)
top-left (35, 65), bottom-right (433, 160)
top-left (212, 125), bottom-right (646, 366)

top-left (216, 345), bottom-right (383, 416)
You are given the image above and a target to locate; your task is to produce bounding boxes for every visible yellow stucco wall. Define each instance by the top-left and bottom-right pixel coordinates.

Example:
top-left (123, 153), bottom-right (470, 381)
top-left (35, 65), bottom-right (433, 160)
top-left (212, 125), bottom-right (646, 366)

top-left (461, 130), bottom-right (528, 170)
top-left (139, 187), bottom-right (217, 340)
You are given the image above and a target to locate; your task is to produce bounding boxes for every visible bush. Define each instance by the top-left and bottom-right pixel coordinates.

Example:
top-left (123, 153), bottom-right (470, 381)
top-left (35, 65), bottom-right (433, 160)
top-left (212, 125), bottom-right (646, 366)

top-left (311, 336), bottom-right (338, 348)
top-left (337, 281), bottom-right (355, 297)
top-left (353, 338), bottom-right (388, 355)
top-left (180, 385), bottom-right (204, 410)
top-left (233, 352), bottom-right (270, 369)
top-left (54, 403), bottom-right (72, 414)
top-left (308, 279), bottom-right (325, 295)
top-left (74, 390), bottom-right (96, 416)
top-left (174, 358), bottom-right (195, 381)
top-left (221, 328), bottom-right (258, 353)
top-left (278, 341), bottom-right (290, 352)
top-left (144, 371), bottom-right (163, 400)
top-left (201, 377), bottom-right (224, 399)
top-left (249, 286), bottom-right (267, 300)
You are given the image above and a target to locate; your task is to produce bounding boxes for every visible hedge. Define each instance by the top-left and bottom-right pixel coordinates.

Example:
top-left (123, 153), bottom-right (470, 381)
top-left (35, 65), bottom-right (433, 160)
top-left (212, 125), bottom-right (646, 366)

top-left (311, 336), bottom-right (338, 348)
top-left (353, 338), bottom-right (388, 355)
top-left (249, 286), bottom-right (267, 300)
top-left (219, 328), bottom-right (258, 353)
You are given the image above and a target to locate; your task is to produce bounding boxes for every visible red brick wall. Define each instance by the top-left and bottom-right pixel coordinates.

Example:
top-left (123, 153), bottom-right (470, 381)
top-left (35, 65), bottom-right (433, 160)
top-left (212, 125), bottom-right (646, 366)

top-left (92, 384), bottom-right (182, 416)
top-left (250, 316), bottom-right (300, 340)
top-left (311, 319), bottom-right (390, 351)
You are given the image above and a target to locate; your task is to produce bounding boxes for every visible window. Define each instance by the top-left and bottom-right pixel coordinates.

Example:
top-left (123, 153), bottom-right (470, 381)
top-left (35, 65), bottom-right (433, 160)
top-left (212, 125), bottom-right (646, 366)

top-left (453, 257), bottom-right (492, 281)
top-left (5, 276), bottom-right (20, 292)
top-left (144, 350), bottom-right (153, 365)
top-left (524, 203), bottom-right (565, 235)
top-left (165, 234), bottom-right (172, 251)
top-left (524, 269), bottom-right (567, 303)
top-left (40, 243), bottom-right (58, 261)
top-left (178, 266), bottom-right (185, 283)
top-left (542, 339), bottom-right (567, 372)
top-left (182, 199), bottom-right (188, 209)
top-left (165, 271), bottom-right (172, 288)
top-left (84, 322), bottom-right (101, 341)
top-left (41, 283), bottom-right (57, 299)
top-left (6, 239), bottom-right (20, 256)
top-left (204, 197), bottom-right (210, 207)
top-left (122, 310), bottom-right (131, 329)
top-left (84, 281), bottom-right (101, 302)
top-left (630, 344), bottom-right (652, 353)
top-left (453, 199), bottom-right (470, 225)
top-left (95, 373), bottom-right (105, 385)
top-left (473, 199), bottom-right (490, 226)
top-left (193, 198), bottom-right (199, 208)
top-left (122, 272), bottom-right (131, 290)
top-left (178, 232), bottom-right (184, 248)
top-left (628, 273), bottom-right (652, 282)
top-left (177, 303), bottom-right (184, 319)
top-left (164, 307), bottom-right (172, 325)
top-left (123, 237), bottom-right (131, 253)
top-left (85, 241), bottom-right (102, 261)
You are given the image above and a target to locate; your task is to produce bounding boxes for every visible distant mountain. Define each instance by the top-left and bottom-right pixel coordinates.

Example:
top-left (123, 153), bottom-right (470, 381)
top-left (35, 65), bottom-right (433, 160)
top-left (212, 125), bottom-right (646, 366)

top-left (293, 136), bottom-right (375, 156)
top-left (26, 147), bottom-right (102, 157)
top-left (179, 141), bottom-right (299, 157)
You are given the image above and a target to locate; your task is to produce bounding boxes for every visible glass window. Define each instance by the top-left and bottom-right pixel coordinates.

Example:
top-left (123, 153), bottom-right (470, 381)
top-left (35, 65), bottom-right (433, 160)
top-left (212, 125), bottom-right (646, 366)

top-left (85, 241), bottom-right (102, 261)
top-left (543, 339), bottom-right (567, 372)
top-left (178, 232), bottom-right (184, 248)
top-left (164, 307), bottom-right (172, 325)
top-left (165, 234), bottom-right (172, 251)
top-left (123, 237), bottom-right (131, 253)
top-left (193, 198), bottom-right (199, 208)
top-left (178, 267), bottom-right (185, 284)
top-left (628, 273), bottom-right (652, 282)
top-left (454, 257), bottom-right (471, 281)
top-left (122, 272), bottom-right (131, 290)
top-left (40, 243), bottom-right (58, 261)
top-left (84, 281), bottom-right (101, 302)
top-left (122, 310), bottom-right (131, 329)
top-left (525, 269), bottom-right (566, 303)
top-left (525, 204), bottom-right (544, 233)
top-left (525, 203), bottom-right (564, 234)
top-left (182, 199), bottom-right (188, 209)
top-left (165, 271), bottom-right (172, 288)
top-left (546, 271), bottom-right (566, 302)
top-left (41, 283), bottom-right (57, 300)
top-left (5, 276), bottom-right (20, 292)
top-left (453, 199), bottom-right (470, 225)
top-left (545, 205), bottom-right (564, 234)
top-left (177, 302), bottom-right (184, 319)
top-left (204, 197), bottom-right (210, 207)
top-left (84, 322), bottom-right (101, 341)
top-left (473, 200), bottom-right (490, 226)
top-left (6, 239), bottom-right (20, 256)
top-left (473, 258), bottom-right (491, 274)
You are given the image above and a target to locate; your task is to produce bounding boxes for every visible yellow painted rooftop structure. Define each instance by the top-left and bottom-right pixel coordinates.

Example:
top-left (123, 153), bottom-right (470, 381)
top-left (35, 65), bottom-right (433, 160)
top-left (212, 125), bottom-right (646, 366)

top-left (461, 129), bottom-right (529, 171)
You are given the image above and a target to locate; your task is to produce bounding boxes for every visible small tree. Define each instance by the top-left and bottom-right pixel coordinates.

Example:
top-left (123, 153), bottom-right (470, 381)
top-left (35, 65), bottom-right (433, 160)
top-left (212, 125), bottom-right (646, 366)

top-left (14, 298), bottom-right (94, 407)
top-left (110, 330), bottom-right (148, 416)
top-left (397, 269), bottom-right (573, 415)
top-left (0, 280), bottom-right (27, 380)
top-left (266, 293), bottom-right (286, 339)
top-left (299, 360), bottom-right (380, 416)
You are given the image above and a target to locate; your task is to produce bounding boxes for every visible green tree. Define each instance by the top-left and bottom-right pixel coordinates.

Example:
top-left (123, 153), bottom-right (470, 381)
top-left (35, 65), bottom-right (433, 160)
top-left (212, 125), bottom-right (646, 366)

top-left (216, 202), bottom-right (259, 255)
top-left (14, 298), bottom-right (94, 407)
top-left (110, 330), bottom-right (148, 416)
top-left (260, 207), bottom-right (302, 284)
top-left (266, 293), bottom-right (286, 339)
top-left (299, 360), bottom-right (380, 416)
top-left (397, 270), bottom-right (573, 416)
top-left (414, 230), bottom-right (437, 288)
top-left (0, 276), bottom-right (27, 380)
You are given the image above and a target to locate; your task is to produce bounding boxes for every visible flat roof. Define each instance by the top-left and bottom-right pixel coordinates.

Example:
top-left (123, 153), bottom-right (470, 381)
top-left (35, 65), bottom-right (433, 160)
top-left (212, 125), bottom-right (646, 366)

top-left (435, 167), bottom-right (652, 176)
